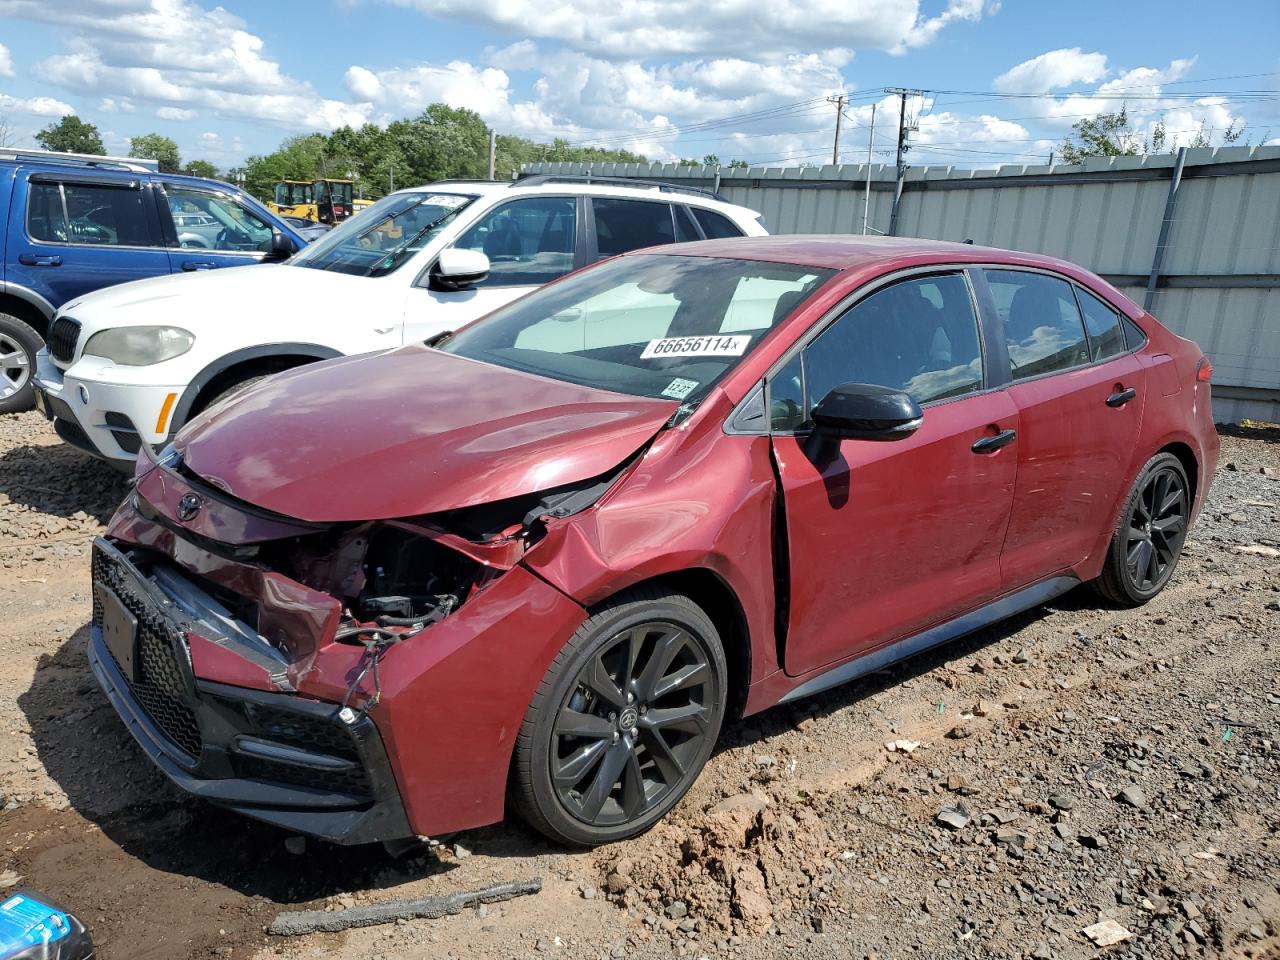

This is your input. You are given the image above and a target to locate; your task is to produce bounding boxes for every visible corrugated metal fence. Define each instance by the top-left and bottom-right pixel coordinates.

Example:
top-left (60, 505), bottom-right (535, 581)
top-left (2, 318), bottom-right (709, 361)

top-left (524, 145), bottom-right (1280, 423)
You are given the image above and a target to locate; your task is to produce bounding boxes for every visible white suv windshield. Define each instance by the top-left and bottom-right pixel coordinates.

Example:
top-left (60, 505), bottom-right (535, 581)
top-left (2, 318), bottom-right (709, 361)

top-left (443, 254), bottom-right (833, 405)
top-left (291, 192), bottom-right (477, 277)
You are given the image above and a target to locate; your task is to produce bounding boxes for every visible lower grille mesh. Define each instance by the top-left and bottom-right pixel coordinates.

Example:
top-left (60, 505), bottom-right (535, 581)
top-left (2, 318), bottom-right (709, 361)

top-left (92, 549), bottom-right (203, 760)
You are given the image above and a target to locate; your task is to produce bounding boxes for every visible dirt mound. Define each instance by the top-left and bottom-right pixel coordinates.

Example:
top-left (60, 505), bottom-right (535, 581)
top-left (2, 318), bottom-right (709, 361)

top-left (599, 790), bottom-right (837, 938)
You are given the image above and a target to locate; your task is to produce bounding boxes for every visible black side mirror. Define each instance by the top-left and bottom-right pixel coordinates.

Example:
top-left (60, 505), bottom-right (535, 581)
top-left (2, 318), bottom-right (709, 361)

top-left (267, 230), bottom-right (296, 260)
top-left (811, 382), bottom-right (923, 440)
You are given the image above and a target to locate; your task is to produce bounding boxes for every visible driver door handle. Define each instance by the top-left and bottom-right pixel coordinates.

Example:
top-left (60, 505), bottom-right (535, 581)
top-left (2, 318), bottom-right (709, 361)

top-left (18, 253), bottom-right (62, 266)
top-left (972, 429), bottom-right (1017, 454)
top-left (181, 260), bottom-right (217, 271)
top-left (1106, 387), bottom-right (1137, 407)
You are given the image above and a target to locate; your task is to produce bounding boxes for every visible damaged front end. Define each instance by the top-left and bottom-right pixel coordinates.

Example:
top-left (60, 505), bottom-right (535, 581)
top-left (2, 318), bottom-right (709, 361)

top-left (89, 446), bottom-right (623, 842)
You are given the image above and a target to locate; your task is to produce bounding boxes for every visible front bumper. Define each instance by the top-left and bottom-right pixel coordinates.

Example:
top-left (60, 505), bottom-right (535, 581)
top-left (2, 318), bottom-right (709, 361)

top-left (35, 350), bottom-right (183, 468)
top-left (88, 538), bottom-right (412, 844)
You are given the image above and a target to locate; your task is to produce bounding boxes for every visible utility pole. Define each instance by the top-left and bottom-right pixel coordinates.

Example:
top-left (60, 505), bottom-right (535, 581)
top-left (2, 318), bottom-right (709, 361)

top-left (862, 102), bottom-right (876, 234)
top-left (827, 94), bottom-right (847, 165)
top-left (487, 129), bottom-right (497, 180)
top-left (1048, 149), bottom-right (1054, 167)
top-left (885, 87), bottom-right (922, 236)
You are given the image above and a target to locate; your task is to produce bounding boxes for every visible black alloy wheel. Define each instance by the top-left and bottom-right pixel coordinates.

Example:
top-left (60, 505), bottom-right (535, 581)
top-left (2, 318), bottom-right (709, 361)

top-left (1095, 452), bottom-right (1190, 605)
top-left (511, 589), bottom-right (726, 846)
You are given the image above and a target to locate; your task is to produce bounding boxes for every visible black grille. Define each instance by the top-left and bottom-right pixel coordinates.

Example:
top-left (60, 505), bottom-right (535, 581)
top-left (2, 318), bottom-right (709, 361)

top-left (92, 548), bottom-right (203, 760)
top-left (231, 753), bottom-right (370, 797)
top-left (103, 412), bottom-right (141, 454)
top-left (213, 696), bottom-right (371, 798)
top-left (47, 316), bottom-right (81, 364)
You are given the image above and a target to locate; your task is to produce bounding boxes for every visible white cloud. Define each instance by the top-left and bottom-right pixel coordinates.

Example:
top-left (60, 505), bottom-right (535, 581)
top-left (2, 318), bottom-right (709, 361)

top-left (0, 92), bottom-right (74, 117)
top-left (200, 130), bottom-right (219, 142)
top-left (487, 40), bottom-right (540, 71)
top-left (384, 0), bottom-right (992, 59)
top-left (0, 43), bottom-right (14, 77)
top-left (2, 0), bottom-right (371, 132)
top-left (157, 105), bottom-right (194, 120)
top-left (993, 48), bottom-right (1109, 93)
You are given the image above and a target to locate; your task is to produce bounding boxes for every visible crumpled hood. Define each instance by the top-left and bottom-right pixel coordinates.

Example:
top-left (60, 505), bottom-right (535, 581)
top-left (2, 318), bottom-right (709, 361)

top-left (174, 346), bottom-right (678, 522)
top-left (60, 264), bottom-right (366, 327)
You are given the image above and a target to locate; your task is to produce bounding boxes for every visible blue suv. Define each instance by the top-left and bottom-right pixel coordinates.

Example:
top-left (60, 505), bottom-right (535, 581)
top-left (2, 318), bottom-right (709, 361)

top-left (0, 149), bottom-right (306, 412)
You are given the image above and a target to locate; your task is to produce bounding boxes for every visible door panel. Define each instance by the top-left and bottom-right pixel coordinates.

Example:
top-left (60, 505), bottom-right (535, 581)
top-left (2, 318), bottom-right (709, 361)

top-left (983, 269), bottom-right (1148, 587)
top-left (1000, 355), bottom-right (1146, 585)
top-left (9, 175), bottom-right (169, 307)
top-left (770, 270), bottom-right (1018, 678)
top-left (773, 392), bottom-right (1020, 677)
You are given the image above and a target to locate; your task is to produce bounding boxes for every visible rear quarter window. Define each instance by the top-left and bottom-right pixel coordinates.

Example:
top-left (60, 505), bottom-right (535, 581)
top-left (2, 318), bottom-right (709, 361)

top-left (692, 207), bottom-right (745, 239)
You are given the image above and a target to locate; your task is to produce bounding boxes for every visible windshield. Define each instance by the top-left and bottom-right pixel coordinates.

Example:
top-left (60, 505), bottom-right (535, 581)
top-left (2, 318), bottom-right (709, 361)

top-left (442, 254), bottom-right (833, 404)
top-left (290, 191), bottom-right (476, 277)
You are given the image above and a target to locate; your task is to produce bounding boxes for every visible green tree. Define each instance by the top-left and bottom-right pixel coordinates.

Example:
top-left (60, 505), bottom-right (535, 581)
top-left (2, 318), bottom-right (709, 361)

top-left (1060, 108), bottom-right (1249, 164)
top-left (35, 115), bottom-right (105, 154)
top-left (727, 159), bottom-right (749, 169)
top-left (1059, 107), bottom-right (1142, 163)
top-left (183, 159), bottom-right (219, 179)
top-left (129, 133), bottom-right (182, 172)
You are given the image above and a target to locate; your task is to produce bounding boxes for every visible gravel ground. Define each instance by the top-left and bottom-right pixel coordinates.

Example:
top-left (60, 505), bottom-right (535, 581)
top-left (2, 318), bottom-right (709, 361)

top-left (0, 410), bottom-right (1276, 960)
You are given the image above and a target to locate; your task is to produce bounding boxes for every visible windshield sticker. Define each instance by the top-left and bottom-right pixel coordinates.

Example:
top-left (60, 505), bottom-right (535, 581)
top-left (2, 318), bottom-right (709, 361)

top-left (661, 377), bottom-right (700, 400)
top-left (640, 334), bottom-right (751, 360)
top-left (422, 194), bottom-right (468, 207)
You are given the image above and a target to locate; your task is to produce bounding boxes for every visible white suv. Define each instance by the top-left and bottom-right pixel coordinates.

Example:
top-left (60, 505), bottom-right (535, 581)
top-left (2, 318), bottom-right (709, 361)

top-left (33, 176), bottom-right (766, 468)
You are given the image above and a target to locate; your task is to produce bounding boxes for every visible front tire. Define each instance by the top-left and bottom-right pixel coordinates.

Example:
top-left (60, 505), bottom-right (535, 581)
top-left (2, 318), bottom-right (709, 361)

top-left (0, 313), bottom-right (42, 414)
top-left (1093, 452), bottom-right (1190, 606)
top-left (510, 588), bottom-right (727, 847)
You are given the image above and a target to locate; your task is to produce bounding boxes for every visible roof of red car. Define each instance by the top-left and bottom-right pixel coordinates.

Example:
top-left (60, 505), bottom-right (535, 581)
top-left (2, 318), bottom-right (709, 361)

top-left (645, 234), bottom-right (1063, 272)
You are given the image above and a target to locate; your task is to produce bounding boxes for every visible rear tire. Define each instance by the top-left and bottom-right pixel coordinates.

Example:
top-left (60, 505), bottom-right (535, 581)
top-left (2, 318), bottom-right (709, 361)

top-left (1092, 452), bottom-right (1190, 606)
top-left (0, 313), bottom-right (43, 414)
top-left (510, 587), bottom-right (727, 847)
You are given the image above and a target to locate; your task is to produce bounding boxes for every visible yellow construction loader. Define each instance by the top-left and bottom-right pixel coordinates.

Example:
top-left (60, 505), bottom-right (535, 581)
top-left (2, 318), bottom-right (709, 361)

top-left (268, 179), bottom-right (365, 224)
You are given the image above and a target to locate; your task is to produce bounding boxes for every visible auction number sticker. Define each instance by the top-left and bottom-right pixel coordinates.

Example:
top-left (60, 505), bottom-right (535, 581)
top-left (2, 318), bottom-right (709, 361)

top-left (640, 334), bottom-right (751, 360)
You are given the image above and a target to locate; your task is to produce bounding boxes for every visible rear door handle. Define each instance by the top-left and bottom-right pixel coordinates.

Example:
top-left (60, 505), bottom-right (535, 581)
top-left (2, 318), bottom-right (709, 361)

top-left (972, 429), bottom-right (1017, 454)
top-left (181, 260), bottom-right (217, 271)
top-left (17, 253), bottom-right (62, 266)
top-left (1106, 387), bottom-right (1137, 407)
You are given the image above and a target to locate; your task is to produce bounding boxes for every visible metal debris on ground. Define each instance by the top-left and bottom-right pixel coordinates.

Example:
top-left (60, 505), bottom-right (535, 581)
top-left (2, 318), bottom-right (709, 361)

top-left (267, 879), bottom-right (543, 936)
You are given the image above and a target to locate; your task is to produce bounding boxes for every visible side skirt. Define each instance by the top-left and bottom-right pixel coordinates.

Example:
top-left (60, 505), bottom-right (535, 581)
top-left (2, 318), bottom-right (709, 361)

top-left (778, 575), bottom-right (1079, 703)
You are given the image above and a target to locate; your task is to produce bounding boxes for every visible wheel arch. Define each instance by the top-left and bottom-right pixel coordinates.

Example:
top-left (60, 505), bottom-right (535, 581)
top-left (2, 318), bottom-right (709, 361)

top-left (587, 567), bottom-right (753, 721)
top-left (0, 287), bottom-right (54, 339)
top-left (170, 343), bottom-right (342, 438)
top-left (1157, 440), bottom-right (1199, 507)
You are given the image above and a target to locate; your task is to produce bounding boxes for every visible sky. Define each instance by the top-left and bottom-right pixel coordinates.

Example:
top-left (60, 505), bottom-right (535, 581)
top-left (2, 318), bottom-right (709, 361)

top-left (0, 0), bottom-right (1277, 172)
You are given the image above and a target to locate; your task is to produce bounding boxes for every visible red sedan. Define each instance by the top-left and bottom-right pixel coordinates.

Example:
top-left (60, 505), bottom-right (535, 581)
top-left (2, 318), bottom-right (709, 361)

top-left (91, 236), bottom-right (1218, 847)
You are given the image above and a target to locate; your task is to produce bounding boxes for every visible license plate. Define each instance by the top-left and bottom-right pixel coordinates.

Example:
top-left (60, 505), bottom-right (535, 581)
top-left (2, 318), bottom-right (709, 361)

top-left (96, 585), bottom-right (139, 683)
top-left (33, 387), bottom-right (48, 419)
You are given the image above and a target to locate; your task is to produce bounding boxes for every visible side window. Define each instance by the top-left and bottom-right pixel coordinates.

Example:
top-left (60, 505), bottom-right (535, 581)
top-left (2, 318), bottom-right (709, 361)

top-left (985, 270), bottom-right (1090, 380)
top-left (454, 196), bottom-right (577, 287)
top-left (592, 198), bottom-right (674, 258)
top-left (801, 273), bottom-right (984, 413)
top-left (164, 185), bottom-right (274, 253)
top-left (27, 180), bottom-right (152, 246)
top-left (1075, 285), bottom-right (1127, 362)
top-left (692, 207), bottom-right (745, 239)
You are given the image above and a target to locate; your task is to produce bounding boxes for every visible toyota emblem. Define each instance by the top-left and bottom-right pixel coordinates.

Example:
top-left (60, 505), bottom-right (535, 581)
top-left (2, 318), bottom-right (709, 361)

top-left (176, 493), bottom-right (203, 521)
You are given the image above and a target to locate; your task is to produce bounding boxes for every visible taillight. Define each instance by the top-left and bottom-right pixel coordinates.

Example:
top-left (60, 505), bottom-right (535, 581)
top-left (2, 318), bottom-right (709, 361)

top-left (1196, 356), bottom-right (1213, 383)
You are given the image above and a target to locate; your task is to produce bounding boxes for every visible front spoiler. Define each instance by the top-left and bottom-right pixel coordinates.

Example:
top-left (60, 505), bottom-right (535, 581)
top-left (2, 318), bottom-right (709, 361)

top-left (88, 539), bottom-right (413, 844)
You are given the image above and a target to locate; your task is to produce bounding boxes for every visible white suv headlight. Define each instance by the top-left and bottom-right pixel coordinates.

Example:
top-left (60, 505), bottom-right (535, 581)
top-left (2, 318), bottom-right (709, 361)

top-left (82, 326), bottom-right (195, 365)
